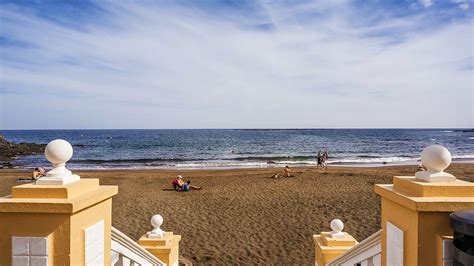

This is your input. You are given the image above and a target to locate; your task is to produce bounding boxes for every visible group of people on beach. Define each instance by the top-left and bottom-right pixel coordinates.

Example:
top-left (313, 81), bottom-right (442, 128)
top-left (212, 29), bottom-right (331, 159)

top-left (28, 149), bottom-right (330, 189)
top-left (29, 150), bottom-right (330, 189)
top-left (29, 166), bottom-right (203, 193)
top-left (271, 150), bottom-right (329, 179)
top-left (317, 150), bottom-right (329, 170)
top-left (29, 148), bottom-right (430, 193)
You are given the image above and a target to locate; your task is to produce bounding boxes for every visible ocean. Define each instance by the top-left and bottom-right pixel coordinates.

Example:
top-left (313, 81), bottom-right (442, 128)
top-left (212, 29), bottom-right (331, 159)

top-left (1, 129), bottom-right (473, 170)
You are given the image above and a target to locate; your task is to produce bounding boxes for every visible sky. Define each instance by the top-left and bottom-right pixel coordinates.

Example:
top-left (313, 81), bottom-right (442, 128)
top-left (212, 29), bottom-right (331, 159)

top-left (0, 0), bottom-right (473, 129)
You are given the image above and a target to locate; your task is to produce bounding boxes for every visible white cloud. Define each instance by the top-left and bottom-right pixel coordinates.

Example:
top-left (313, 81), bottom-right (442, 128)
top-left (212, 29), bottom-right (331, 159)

top-left (451, 0), bottom-right (470, 10)
top-left (0, 1), bottom-right (472, 129)
top-left (419, 0), bottom-right (433, 8)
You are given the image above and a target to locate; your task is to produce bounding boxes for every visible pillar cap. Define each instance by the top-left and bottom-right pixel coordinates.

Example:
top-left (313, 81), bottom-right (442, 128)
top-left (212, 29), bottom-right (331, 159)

top-left (36, 139), bottom-right (80, 185)
top-left (330, 219), bottom-right (345, 239)
top-left (146, 214), bottom-right (165, 239)
top-left (415, 145), bottom-right (455, 182)
top-left (0, 184), bottom-right (118, 213)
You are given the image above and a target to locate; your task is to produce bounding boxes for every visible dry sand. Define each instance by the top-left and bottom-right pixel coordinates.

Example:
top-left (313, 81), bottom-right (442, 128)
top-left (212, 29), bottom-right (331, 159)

top-left (1, 164), bottom-right (473, 265)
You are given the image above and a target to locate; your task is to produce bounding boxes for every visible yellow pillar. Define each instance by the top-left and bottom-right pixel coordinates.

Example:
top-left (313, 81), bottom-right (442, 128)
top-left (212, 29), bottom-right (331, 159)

top-left (374, 145), bottom-right (474, 266)
top-left (138, 214), bottom-right (181, 266)
top-left (375, 176), bottom-right (474, 266)
top-left (313, 219), bottom-right (358, 266)
top-left (0, 179), bottom-right (118, 265)
top-left (138, 232), bottom-right (181, 266)
top-left (0, 139), bottom-right (118, 265)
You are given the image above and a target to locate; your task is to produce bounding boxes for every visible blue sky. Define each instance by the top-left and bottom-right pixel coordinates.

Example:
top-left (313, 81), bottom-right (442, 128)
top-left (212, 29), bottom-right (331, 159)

top-left (0, 0), bottom-right (473, 129)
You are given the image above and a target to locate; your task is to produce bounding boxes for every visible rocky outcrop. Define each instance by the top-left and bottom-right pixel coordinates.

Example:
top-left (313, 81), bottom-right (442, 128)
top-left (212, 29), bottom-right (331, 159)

top-left (0, 135), bottom-right (46, 168)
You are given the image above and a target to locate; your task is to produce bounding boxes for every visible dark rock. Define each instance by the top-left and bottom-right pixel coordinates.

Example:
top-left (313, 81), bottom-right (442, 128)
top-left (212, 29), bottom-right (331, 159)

top-left (0, 135), bottom-right (46, 163)
top-left (0, 161), bottom-right (14, 169)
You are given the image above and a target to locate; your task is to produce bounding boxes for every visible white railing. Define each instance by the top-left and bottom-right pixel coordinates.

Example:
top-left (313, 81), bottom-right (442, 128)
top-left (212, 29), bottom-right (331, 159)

top-left (111, 227), bottom-right (165, 266)
top-left (328, 230), bottom-right (382, 266)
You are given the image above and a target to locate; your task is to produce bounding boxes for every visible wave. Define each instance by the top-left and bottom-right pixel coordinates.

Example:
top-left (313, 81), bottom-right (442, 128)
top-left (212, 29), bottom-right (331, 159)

top-left (71, 153), bottom-right (424, 164)
top-left (175, 161), bottom-right (269, 169)
top-left (232, 155), bottom-right (314, 161)
top-left (328, 156), bottom-right (417, 164)
top-left (67, 156), bottom-right (419, 169)
top-left (23, 154), bottom-right (474, 170)
top-left (452, 155), bottom-right (474, 160)
top-left (70, 153), bottom-right (459, 166)
top-left (71, 158), bottom-right (201, 164)
top-left (71, 155), bottom-right (317, 164)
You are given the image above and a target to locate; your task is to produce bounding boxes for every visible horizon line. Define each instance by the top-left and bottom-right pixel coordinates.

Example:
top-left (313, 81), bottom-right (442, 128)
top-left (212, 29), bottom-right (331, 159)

top-left (1, 127), bottom-right (472, 131)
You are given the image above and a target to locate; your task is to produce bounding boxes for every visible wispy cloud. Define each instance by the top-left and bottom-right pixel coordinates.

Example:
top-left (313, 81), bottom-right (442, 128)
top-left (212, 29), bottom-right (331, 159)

top-left (451, 0), bottom-right (470, 10)
top-left (419, 0), bottom-right (433, 8)
top-left (0, 0), bottom-right (472, 129)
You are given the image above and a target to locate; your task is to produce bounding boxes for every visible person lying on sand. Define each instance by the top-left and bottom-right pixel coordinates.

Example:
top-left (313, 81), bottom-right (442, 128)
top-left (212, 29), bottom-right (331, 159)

top-left (16, 167), bottom-right (46, 182)
top-left (32, 167), bottom-right (46, 180)
top-left (172, 175), bottom-right (201, 191)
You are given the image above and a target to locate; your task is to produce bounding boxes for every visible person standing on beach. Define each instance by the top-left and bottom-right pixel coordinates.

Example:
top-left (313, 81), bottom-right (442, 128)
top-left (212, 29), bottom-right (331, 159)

top-left (322, 150), bottom-right (329, 170)
top-left (317, 150), bottom-right (322, 168)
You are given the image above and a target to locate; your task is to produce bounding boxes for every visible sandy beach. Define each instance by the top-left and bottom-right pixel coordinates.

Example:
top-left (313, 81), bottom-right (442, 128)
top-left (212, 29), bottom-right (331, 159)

top-left (1, 164), bottom-right (473, 265)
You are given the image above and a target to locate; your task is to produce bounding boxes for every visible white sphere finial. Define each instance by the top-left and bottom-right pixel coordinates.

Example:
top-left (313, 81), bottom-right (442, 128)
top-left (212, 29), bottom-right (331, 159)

top-left (330, 219), bottom-right (344, 232)
top-left (415, 145), bottom-right (455, 182)
top-left (420, 145), bottom-right (451, 172)
top-left (147, 214), bottom-right (165, 239)
top-left (330, 219), bottom-right (345, 238)
top-left (45, 139), bottom-right (73, 165)
top-left (35, 139), bottom-right (80, 185)
top-left (151, 214), bottom-right (163, 228)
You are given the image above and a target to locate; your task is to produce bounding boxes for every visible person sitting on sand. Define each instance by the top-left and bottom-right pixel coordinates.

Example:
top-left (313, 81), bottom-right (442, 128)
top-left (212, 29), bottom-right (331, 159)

top-left (32, 167), bottom-right (45, 180)
top-left (417, 164), bottom-right (427, 172)
top-left (284, 165), bottom-right (291, 177)
top-left (172, 175), bottom-right (201, 191)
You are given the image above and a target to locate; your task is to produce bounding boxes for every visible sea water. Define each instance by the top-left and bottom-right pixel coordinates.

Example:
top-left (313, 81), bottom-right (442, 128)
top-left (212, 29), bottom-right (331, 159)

top-left (1, 129), bottom-right (473, 169)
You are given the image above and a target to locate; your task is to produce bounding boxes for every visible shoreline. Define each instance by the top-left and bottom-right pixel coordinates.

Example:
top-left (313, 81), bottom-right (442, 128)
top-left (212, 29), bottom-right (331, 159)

top-left (5, 160), bottom-right (474, 171)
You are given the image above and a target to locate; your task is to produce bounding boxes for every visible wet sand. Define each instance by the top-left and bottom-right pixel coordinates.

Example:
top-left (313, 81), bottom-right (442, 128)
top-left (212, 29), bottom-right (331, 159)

top-left (1, 164), bottom-right (473, 265)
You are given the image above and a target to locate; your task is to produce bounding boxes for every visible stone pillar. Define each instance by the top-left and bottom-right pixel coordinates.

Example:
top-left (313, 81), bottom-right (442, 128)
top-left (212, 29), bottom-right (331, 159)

top-left (374, 145), bottom-right (474, 266)
top-left (313, 219), bottom-right (358, 266)
top-left (138, 214), bottom-right (181, 266)
top-left (0, 139), bottom-right (118, 265)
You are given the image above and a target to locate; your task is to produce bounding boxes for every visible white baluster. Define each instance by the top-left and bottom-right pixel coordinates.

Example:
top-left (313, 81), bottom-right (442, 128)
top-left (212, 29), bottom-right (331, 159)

top-left (36, 139), bottom-right (80, 185)
top-left (146, 214), bottom-right (165, 239)
top-left (415, 145), bottom-right (456, 182)
top-left (330, 219), bottom-right (345, 239)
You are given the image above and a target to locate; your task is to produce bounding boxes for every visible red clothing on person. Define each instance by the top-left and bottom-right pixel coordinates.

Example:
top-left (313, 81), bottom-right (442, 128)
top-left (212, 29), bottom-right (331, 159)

top-left (172, 178), bottom-right (181, 188)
